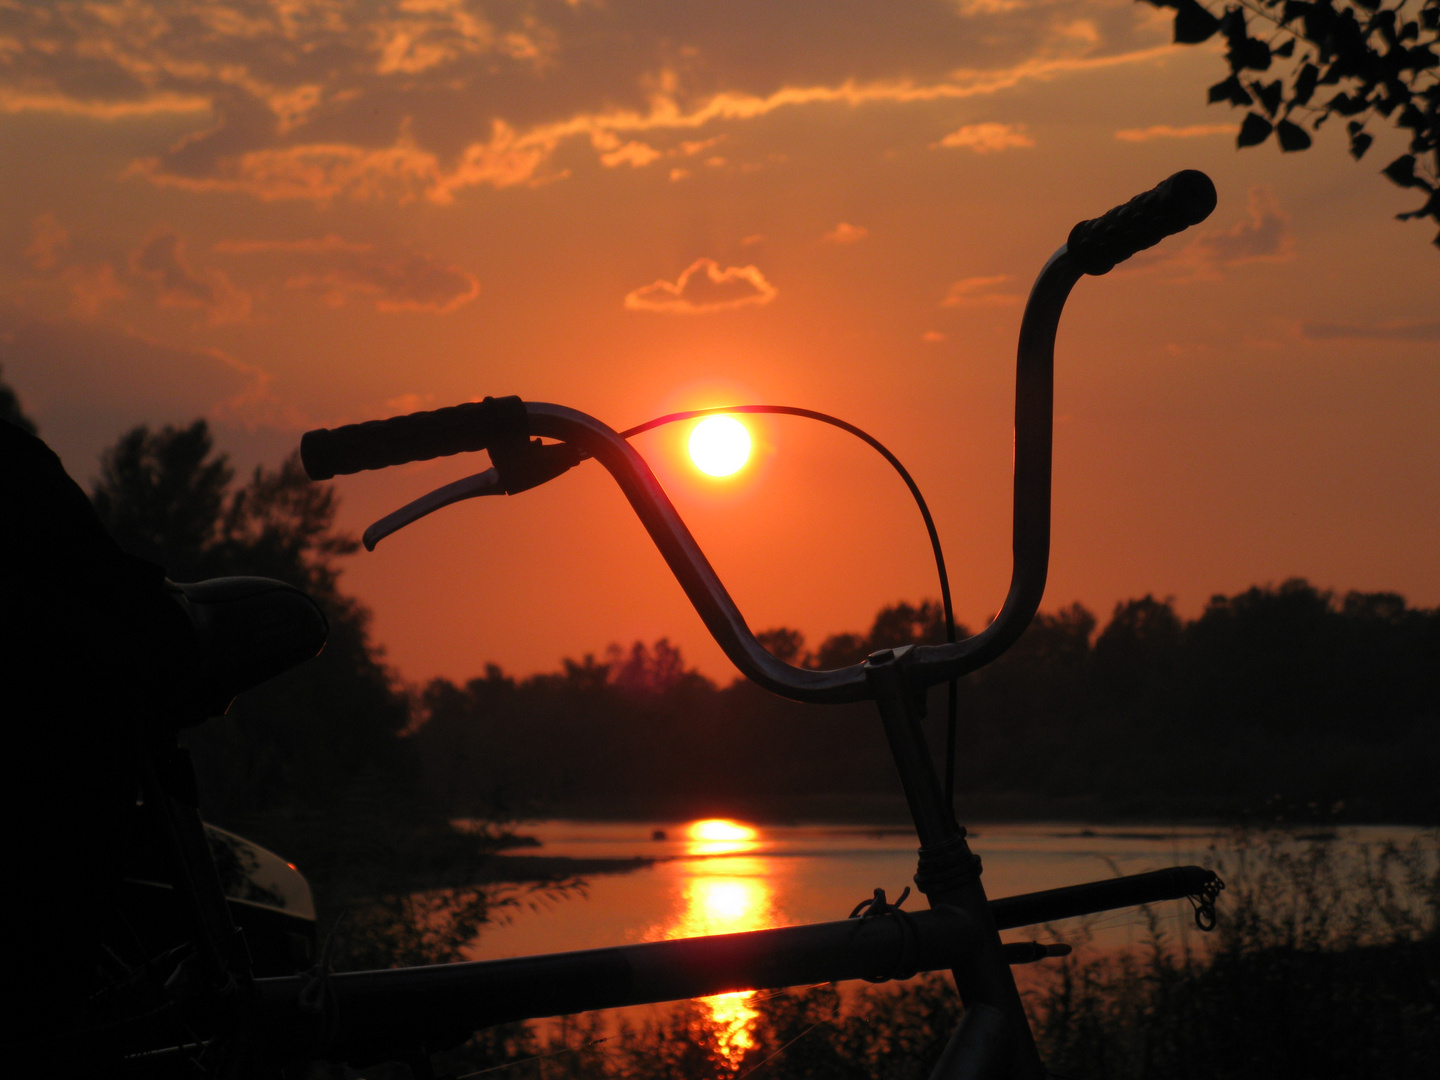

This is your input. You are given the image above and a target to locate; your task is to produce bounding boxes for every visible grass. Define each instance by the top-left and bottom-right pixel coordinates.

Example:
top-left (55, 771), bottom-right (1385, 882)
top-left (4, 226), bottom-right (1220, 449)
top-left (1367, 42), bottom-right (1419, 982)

top-left (417, 828), bottom-right (1439, 1080)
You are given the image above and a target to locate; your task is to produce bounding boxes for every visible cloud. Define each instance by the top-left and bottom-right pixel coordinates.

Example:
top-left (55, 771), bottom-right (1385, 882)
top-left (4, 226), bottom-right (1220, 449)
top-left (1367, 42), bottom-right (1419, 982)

top-left (0, 0), bottom-right (1173, 205)
top-left (0, 0), bottom-right (1183, 209)
top-left (1114, 123), bottom-right (1238, 142)
top-left (1301, 321), bottom-right (1440, 342)
top-left (822, 222), bottom-right (869, 244)
top-left (942, 274), bottom-right (1021, 306)
top-left (0, 89), bottom-right (211, 119)
top-left (957, 0), bottom-right (1029, 13)
top-left (0, 307), bottom-right (272, 428)
top-left (64, 264), bottom-right (127, 319)
top-left (214, 235), bottom-right (480, 313)
top-left (130, 231), bottom-right (251, 324)
top-left (25, 214), bottom-right (69, 271)
top-left (624, 259), bottom-right (776, 314)
top-left (24, 214), bottom-right (126, 317)
top-left (1157, 187), bottom-right (1293, 276)
top-left (933, 122), bottom-right (1034, 153)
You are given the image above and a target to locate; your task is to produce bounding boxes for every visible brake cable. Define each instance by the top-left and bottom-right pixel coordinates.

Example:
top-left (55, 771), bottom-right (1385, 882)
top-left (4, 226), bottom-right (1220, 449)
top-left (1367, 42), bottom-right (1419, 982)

top-left (619, 405), bottom-right (961, 812)
top-left (360, 402), bottom-right (964, 810)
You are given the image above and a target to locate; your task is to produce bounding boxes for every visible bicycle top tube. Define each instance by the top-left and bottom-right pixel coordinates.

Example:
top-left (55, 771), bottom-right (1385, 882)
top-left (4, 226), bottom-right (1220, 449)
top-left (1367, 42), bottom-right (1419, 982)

top-left (301, 171), bottom-right (1217, 706)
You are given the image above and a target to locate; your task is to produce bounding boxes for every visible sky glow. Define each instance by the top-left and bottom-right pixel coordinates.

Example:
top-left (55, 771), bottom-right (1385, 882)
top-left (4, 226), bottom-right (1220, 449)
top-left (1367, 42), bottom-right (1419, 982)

top-left (0, 1), bottom-right (1434, 684)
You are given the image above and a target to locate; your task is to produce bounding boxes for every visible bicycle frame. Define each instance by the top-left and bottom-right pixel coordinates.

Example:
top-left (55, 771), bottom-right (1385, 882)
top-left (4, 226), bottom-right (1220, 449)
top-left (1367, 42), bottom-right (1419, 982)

top-left (106, 172), bottom-right (1223, 1078)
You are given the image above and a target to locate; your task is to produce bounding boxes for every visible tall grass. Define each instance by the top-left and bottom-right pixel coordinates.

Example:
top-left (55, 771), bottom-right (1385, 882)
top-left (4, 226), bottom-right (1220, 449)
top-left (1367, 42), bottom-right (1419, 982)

top-left (428, 830), bottom-right (1438, 1080)
top-left (1035, 828), bottom-right (1440, 1079)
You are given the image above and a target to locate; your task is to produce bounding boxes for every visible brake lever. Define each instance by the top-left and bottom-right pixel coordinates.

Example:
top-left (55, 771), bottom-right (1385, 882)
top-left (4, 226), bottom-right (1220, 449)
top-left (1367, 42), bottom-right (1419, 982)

top-left (363, 467), bottom-right (504, 550)
top-left (362, 439), bottom-right (583, 550)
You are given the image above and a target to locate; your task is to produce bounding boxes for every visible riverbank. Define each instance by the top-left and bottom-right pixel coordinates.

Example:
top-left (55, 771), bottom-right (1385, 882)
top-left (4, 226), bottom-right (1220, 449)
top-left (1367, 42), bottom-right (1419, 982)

top-left (517, 789), bottom-right (1433, 828)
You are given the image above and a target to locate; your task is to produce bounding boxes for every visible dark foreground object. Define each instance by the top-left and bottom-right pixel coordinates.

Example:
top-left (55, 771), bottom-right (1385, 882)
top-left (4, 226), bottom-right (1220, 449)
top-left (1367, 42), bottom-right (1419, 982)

top-left (254, 865), bottom-right (1218, 1062)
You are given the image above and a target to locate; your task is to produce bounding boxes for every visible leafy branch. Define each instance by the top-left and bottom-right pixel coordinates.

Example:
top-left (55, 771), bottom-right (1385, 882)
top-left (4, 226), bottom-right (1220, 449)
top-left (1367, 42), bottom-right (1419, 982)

top-left (1145, 0), bottom-right (1440, 245)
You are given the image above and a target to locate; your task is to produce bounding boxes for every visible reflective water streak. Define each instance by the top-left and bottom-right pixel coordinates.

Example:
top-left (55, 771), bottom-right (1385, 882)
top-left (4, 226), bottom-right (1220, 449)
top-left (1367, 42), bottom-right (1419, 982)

top-left (664, 820), bottom-right (772, 1062)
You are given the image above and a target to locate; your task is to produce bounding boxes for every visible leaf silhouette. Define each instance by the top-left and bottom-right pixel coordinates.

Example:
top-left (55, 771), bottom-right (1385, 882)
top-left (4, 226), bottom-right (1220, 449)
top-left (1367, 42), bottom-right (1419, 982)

top-left (1171, 0), bottom-right (1440, 244)
top-left (1382, 154), bottom-right (1419, 187)
top-left (1252, 79), bottom-right (1284, 116)
top-left (1174, 0), bottom-right (1222, 43)
top-left (1276, 119), bottom-right (1314, 151)
top-left (1293, 63), bottom-right (1321, 107)
top-left (1209, 73), bottom-right (1253, 106)
top-left (1238, 112), bottom-right (1275, 147)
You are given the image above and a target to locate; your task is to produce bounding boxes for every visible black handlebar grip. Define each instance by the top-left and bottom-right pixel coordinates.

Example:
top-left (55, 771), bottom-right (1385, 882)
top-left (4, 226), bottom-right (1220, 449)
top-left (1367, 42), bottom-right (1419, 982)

top-left (1066, 170), bottom-right (1217, 275)
top-left (301, 395), bottom-right (526, 480)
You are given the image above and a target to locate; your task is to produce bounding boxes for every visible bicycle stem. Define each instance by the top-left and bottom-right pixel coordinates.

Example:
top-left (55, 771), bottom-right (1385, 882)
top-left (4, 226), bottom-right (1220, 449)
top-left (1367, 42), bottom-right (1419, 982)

top-left (866, 648), bottom-right (1045, 1080)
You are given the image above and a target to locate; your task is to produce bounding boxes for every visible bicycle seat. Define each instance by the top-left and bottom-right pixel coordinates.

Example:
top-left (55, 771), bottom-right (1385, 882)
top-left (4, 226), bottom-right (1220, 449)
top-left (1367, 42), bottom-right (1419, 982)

top-left (166, 577), bottom-right (329, 722)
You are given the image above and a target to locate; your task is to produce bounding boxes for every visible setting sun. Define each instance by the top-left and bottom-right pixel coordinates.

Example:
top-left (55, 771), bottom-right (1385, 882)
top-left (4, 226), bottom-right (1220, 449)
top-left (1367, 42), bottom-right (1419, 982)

top-left (688, 416), bottom-right (751, 477)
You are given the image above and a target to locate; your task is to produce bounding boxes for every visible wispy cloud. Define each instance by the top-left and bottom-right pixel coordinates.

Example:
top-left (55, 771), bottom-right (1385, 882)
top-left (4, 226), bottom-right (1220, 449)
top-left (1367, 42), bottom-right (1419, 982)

top-left (25, 214), bottom-right (69, 272)
top-left (0, 0), bottom-right (1171, 206)
top-left (0, 89), bottom-right (211, 118)
top-left (1115, 123), bottom-right (1237, 142)
top-left (624, 259), bottom-right (776, 314)
top-left (1302, 321), bottom-right (1440, 342)
top-left (215, 236), bottom-right (480, 314)
top-left (822, 222), bottom-right (868, 244)
top-left (1134, 187), bottom-right (1294, 278)
top-left (130, 231), bottom-right (251, 324)
top-left (942, 274), bottom-right (1021, 306)
top-left (24, 214), bottom-right (126, 317)
top-left (933, 122), bottom-right (1034, 153)
top-left (0, 308), bottom-right (276, 425)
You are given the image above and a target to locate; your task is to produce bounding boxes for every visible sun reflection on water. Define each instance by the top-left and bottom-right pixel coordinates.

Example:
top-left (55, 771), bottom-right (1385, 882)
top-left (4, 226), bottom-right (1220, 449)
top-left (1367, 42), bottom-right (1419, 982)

top-left (662, 820), bottom-right (776, 1064)
top-left (686, 818), bottom-right (760, 856)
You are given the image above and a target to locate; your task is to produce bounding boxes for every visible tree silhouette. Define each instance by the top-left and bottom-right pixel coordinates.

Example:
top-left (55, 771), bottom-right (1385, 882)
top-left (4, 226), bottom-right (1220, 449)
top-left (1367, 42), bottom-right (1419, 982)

top-left (0, 363), bottom-right (37, 434)
top-left (92, 421), bottom-right (232, 580)
top-left (414, 583), bottom-right (1439, 822)
top-left (89, 420), bottom-right (411, 819)
top-left (1146, 0), bottom-right (1440, 245)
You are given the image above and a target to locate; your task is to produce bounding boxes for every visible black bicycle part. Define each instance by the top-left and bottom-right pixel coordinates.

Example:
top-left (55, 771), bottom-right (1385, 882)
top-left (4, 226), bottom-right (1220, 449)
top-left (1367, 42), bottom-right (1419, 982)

top-left (1066, 169), bottom-right (1218, 275)
top-left (300, 395), bottom-right (529, 480)
top-left (292, 171), bottom-right (1222, 1077)
top-left (299, 252), bottom-right (1072, 705)
top-left (619, 403), bottom-right (962, 806)
top-left (250, 864), bottom-right (1219, 1064)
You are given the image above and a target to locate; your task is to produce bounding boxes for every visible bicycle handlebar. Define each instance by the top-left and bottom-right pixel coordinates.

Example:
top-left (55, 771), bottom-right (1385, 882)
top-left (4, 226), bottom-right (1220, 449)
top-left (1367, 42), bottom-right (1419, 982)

top-left (1066, 170), bottom-right (1217, 276)
top-left (300, 395), bottom-right (528, 480)
top-left (300, 172), bottom-right (1216, 703)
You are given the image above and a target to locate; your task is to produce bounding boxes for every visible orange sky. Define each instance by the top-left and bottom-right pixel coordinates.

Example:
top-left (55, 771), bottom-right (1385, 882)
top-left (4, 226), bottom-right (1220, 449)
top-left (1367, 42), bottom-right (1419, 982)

top-left (2, 0), bottom-right (1436, 685)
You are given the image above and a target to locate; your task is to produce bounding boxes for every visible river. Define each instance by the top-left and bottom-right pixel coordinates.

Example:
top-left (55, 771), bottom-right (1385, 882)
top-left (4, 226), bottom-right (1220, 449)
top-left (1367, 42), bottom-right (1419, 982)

top-left (457, 818), bottom-right (1428, 1060)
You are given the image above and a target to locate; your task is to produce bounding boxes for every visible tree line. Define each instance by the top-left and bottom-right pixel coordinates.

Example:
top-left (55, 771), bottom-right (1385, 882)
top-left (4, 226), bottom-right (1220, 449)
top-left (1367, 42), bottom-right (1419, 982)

top-left (415, 583), bottom-right (1440, 824)
top-left (4, 372), bottom-right (1433, 828)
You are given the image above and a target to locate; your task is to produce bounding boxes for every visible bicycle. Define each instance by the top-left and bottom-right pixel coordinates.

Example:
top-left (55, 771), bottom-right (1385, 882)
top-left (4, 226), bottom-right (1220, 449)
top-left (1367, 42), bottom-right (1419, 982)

top-left (60, 170), bottom-right (1226, 1079)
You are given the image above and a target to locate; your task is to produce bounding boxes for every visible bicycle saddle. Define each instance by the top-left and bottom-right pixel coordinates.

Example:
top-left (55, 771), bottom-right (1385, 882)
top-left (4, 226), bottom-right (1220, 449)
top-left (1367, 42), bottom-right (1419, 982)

top-left (165, 577), bottom-right (329, 722)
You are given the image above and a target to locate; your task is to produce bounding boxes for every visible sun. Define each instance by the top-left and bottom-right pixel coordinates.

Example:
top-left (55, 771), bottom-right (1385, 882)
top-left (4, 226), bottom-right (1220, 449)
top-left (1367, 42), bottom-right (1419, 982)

top-left (688, 415), bottom-right (751, 477)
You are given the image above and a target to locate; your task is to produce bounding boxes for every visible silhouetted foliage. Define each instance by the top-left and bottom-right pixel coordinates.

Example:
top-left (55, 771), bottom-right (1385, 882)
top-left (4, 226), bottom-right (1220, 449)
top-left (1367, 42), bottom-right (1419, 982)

top-left (415, 583), bottom-right (1440, 822)
top-left (0, 363), bottom-right (37, 434)
top-left (1033, 829), bottom-right (1440, 1079)
top-left (1145, 0), bottom-right (1440, 245)
top-left (90, 420), bottom-right (409, 818)
top-left (86, 420), bottom-right (539, 968)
